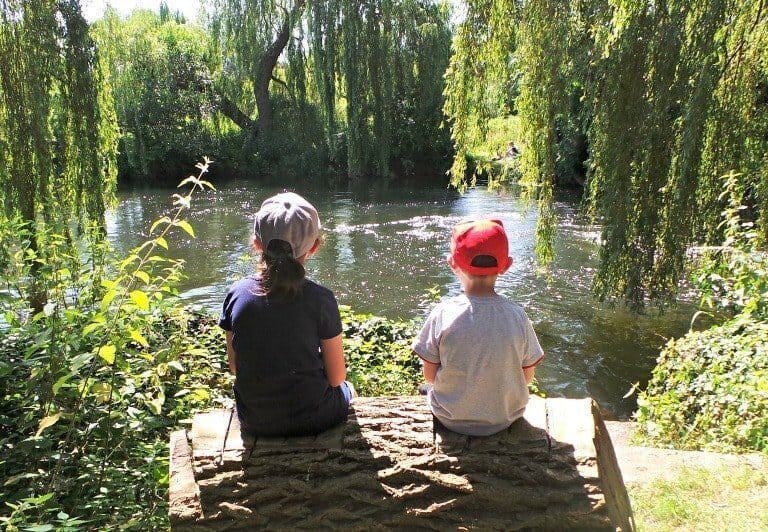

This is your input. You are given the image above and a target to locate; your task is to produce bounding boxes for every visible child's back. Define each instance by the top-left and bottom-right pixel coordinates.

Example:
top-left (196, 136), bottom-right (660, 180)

top-left (221, 275), bottom-right (347, 436)
top-left (413, 219), bottom-right (544, 436)
top-left (414, 293), bottom-right (542, 436)
top-left (220, 192), bottom-right (352, 437)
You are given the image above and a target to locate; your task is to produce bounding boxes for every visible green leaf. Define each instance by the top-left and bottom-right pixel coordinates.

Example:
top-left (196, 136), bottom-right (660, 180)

top-left (155, 236), bottom-right (168, 249)
top-left (83, 314), bottom-right (107, 335)
top-left (25, 492), bottom-right (54, 504)
top-left (91, 382), bottom-right (112, 403)
top-left (97, 344), bottom-right (117, 364)
top-left (133, 270), bottom-right (150, 284)
top-left (172, 194), bottom-right (191, 208)
top-left (3, 472), bottom-right (39, 487)
top-left (36, 413), bottom-right (62, 436)
top-left (25, 525), bottom-right (55, 532)
top-left (149, 216), bottom-right (172, 235)
top-left (177, 175), bottom-right (199, 188)
top-left (130, 329), bottom-right (149, 347)
top-left (120, 254), bottom-right (140, 270)
top-left (176, 220), bottom-right (195, 238)
top-left (130, 290), bottom-right (150, 311)
top-left (52, 373), bottom-right (73, 396)
top-left (167, 360), bottom-right (185, 372)
top-left (147, 392), bottom-right (165, 415)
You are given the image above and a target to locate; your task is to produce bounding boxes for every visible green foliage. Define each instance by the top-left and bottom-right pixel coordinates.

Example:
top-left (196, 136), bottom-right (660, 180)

top-left (443, 0), bottom-right (519, 189)
top-left (0, 0), bottom-right (118, 308)
top-left (0, 0), bottom-right (118, 223)
top-left (91, 9), bottom-right (232, 184)
top-left (213, 0), bottom-right (452, 181)
top-left (635, 315), bottom-right (768, 453)
top-left (0, 161), bottom-right (225, 530)
top-left (636, 172), bottom-right (768, 455)
top-left (693, 172), bottom-right (768, 320)
top-left (340, 306), bottom-right (422, 395)
top-left (445, 0), bottom-right (768, 306)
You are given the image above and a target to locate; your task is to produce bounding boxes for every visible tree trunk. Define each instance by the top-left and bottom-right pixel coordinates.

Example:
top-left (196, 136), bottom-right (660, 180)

top-left (215, 94), bottom-right (258, 137)
top-left (254, 0), bottom-right (307, 138)
top-left (170, 396), bottom-right (634, 531)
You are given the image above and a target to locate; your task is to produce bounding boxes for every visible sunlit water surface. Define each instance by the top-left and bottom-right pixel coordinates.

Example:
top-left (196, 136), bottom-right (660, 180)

top-left (107, 181), bottom-right (694, 417)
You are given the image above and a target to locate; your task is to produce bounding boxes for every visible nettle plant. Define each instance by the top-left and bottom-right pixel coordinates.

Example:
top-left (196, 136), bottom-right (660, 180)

top-left (693, 171), bottom-right (768, 321)
top-left (0, 159), bottom-right (230, 530)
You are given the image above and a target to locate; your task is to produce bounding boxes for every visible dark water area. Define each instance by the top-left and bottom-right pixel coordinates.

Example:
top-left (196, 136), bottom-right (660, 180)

top-left (106, 179), bottom-right (695, 418)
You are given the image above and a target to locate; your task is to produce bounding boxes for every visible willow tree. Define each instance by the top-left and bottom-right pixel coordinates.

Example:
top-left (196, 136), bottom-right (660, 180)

top-left (445, 0), bottom-right (768, 306)
top-left (445, 0), bottom-right (598, 259)
top-left (212, 0), bottom-right (451, 180)
top-left (587, 0), bottom-right (767, 306)
top-left (0, 0), bottom-right (118, 307)
top-left (443, 0), bottom-right (519, 187)
top-left (213, 0), bottom-right (308, 140)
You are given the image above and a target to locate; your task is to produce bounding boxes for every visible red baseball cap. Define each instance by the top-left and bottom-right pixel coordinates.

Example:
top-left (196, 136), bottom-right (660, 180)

top-left (450, 219), bottom-right (511, 276)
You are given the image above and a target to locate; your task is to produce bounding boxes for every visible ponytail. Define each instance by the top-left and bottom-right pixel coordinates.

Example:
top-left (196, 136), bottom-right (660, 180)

top-left (259, 239), bottom-right (305, 300)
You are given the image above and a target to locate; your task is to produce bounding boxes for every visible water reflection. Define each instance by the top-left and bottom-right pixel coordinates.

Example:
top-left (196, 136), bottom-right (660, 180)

top-left (106, 181), bottom-right (694, 417)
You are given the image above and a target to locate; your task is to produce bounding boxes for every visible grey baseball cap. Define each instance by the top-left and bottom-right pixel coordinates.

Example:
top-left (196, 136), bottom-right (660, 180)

top-left (253, 192), bottom-right (320, 259)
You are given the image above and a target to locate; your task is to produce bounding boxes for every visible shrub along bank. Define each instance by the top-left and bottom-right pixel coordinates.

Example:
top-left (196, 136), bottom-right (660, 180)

top-left (636, 194), bottom-right (768, 454)
top-left (636, 315), bottom-right (768, 454)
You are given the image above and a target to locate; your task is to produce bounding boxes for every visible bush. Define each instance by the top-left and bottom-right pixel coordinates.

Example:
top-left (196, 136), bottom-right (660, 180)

top-left (636, 315), bottom-right (768, 453)
top-left (341, 306), bottom-right (422, 396)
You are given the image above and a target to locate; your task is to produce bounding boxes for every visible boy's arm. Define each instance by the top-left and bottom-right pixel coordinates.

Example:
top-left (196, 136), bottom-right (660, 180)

top-left (226, 331), bottom-right (236, 375)
top-left (421, 357), bottom-right (440, 383)
top-left (523, 365), bottom-right (535, 385)
top-left (321, 333), bottom-right (347, 387)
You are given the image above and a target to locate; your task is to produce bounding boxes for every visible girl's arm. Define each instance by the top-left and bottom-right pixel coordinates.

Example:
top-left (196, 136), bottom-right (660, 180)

top-left (226, 331), bottom-right (236, 375)
top-left (321, 333), bottom-right (347, 387)
top-left (422, 359), bottom-right (439, 383)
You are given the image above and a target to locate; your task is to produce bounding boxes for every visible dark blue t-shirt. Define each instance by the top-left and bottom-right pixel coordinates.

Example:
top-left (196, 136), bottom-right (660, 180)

top-left (219, 276), bottom-right (348, 436)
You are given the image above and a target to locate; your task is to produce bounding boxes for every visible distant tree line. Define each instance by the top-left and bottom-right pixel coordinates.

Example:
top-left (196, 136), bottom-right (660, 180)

top-left (90, 0), bottom-right (453, 186)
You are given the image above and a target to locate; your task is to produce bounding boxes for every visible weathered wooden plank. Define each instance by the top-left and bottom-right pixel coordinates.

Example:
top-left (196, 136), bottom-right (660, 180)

top-left (169, 430), bottom-right (203, 525)
top-left (171, 396), bottom-right (635, 531)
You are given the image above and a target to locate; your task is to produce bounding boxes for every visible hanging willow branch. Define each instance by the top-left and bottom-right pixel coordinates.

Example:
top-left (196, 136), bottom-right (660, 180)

top-left (0, 0), bottom-right (118, 307)
top-left (214, 0), bottom-right (451, 180)
top-left (445, 0), bottom-right (768, 307)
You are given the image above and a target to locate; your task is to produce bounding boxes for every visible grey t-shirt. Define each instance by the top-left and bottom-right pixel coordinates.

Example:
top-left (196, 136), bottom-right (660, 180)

top-left (412, 294), bottom-right (544, 436)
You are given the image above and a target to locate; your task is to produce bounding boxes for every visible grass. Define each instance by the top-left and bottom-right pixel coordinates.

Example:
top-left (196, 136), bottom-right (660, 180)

top-left (629, 464), bottom-right (768, 531)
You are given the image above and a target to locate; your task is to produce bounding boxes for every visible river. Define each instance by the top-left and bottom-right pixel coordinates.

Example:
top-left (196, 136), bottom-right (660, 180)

top-left (106, 180), bottom-right (695, 417)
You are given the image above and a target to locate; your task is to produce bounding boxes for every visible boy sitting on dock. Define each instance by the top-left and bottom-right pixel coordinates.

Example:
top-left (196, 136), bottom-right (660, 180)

top-left (412, 219), bottom-right (544, 436)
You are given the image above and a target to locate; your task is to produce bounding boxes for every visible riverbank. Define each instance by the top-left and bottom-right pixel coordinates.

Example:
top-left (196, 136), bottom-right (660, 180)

top-left (607, 421), bottom-right (768, 531)
top-left (606, 421), bottom-right (766, 485)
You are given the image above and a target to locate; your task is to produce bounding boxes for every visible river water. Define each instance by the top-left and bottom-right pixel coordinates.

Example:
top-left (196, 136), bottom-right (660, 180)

top-left (106, 180), bottom-right (694, 417)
